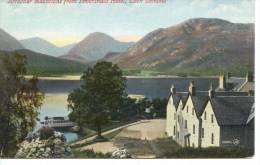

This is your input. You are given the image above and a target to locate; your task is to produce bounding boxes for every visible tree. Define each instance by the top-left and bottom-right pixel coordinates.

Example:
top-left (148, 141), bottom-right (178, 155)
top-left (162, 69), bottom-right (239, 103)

top-left (67, 61), bottom-right (126, 137)
top-left (151, 97), bottom-right (168, 118)
top-left (0, 53), bottom-right (44, 157)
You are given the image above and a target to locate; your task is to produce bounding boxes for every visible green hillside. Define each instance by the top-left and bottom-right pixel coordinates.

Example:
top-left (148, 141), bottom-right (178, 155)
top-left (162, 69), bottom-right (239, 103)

top-left (0, 49), bottom-right (89, 76)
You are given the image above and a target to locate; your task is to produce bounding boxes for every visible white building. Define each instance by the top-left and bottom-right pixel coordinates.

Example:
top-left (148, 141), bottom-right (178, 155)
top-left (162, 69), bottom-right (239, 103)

top-left (166, 82), bottom-right (254, 148)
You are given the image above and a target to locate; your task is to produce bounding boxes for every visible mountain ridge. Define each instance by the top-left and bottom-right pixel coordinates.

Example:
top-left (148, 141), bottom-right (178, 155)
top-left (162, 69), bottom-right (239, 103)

top-left (61, 32), bottom-right (134, 62)
top-left (110, 18), bottom-right (254, 75)
top-left (20, 37), bottom-right (77, 57)
top-left (0, 28), bottom-right (24, 51)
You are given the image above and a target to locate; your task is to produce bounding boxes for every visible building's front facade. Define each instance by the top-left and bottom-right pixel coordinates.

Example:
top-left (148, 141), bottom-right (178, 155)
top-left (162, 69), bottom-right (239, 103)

top-left (166, 82), bottom-right (254, 149)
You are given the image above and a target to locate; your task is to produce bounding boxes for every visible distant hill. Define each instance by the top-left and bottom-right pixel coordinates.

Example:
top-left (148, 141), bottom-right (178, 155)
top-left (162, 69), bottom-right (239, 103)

top-left (20, 37), bottom-right (77, 57)
top-left (0, 28), bottom-right (24, 51)
top-left (111, 18), bottom-right (254, 76)
top-left (60, 32), bottom-right (134, 63)
top-left (99, 52), bottom-right (122, 62)
top-left (0, 49), bottom-right (88, 76)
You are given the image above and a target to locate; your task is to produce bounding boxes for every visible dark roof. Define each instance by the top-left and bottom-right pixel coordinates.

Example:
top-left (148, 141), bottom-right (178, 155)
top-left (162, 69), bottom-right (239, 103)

top-left (215, 91), bottom-right (249, 96)
top-left (210, 96), bottom-right (254, 126)
top-left (170, 92), bottom-right (189, 109)
top-left (226, 77), bottom-right (246, 91)
top-left (183, 91), bottom-right (250, 118)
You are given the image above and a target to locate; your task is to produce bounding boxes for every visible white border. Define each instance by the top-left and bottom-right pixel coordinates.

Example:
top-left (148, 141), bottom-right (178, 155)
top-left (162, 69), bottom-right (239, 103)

top-left (1, 1), bottom-right (259, 165)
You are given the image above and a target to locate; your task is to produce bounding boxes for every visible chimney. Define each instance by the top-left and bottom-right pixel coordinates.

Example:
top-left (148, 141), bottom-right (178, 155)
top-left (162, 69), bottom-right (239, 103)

top-left (227, 72), bottom-right (231, 79)
top-left (246, 71), bottom-right (254, 82)
top-left (170, 84), bottom-right (176, 94)
top-left (189, 82), bottom-right (196, 96)
top-left (208, 83), bottom-right (215, 98)
top-left (219, 75), bottom-right (226, 91)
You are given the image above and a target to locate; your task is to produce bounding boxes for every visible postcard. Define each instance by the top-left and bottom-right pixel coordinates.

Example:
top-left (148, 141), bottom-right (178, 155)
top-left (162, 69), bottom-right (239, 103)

top-left (0, 0), bottom-right (257, 162)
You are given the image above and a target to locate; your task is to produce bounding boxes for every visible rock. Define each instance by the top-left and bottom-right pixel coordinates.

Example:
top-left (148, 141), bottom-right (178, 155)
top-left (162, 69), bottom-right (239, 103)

top-left (15, 130), bottom-right (73, 158)
top-left (53, 138), bottom-right (62, 145)
top-left (31, 148), bottom-right (37, 153)
top-left (42, 153), bottom-right (49, 158)
top-left (39, 148), bottom-right (45, 153)
top-left (65, 146), bottom-right (71, 153)
top-left (46, 147), bottom-right (51, 153)
top-left (111, 149), bottom-right (132, 158)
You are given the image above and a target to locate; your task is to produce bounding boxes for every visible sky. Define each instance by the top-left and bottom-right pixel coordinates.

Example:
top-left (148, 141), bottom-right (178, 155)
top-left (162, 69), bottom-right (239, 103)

top-left (0, 0), bottom-right (255, 46)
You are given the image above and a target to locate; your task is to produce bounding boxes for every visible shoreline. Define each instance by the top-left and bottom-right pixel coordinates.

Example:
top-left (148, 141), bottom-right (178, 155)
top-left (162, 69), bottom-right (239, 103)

top-left (25, 75), bottom-right (219, 80)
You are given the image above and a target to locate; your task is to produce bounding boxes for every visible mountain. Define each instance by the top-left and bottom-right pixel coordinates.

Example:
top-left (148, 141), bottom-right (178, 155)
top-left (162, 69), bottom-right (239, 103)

top-left (0, 49), bottom-right (88, 76)
top-left (60, 32), bottom-right (134, 62)
top-left (111, 18), bottom-right (254, 76)
top-left (99, 52), bottom-right (122, 62)
top-left (20, 37), bottom-right (77, 57)
top-left (0, 28), bottom-right (24, 51)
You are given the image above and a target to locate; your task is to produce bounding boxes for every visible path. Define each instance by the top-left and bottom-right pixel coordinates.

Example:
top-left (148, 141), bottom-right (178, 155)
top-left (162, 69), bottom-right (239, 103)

top-left (70, 120), bottom-right (149, 146)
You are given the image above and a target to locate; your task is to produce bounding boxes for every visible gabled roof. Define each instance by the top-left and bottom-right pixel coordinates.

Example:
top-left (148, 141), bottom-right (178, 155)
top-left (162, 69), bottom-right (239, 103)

top-left (168, 92), bottom-right (188, 109)
top-left (210, 96), bottom-right (254, 126)
top-left (238, 82), bottom-right (254, 92)
top-left (225, 77), bottom-right (246, 91)
top-left (183, 91), bottom-right (250, 118)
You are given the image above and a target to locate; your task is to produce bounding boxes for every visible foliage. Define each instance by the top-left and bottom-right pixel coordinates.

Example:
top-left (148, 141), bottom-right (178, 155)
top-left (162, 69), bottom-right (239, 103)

top-left (68, 61), bottom-right (126, 137)
top-left (151, 98), bottom-right (168, 118)
top-left (160, 147), bottom-right (254, 158)
top-left (72, 149), bottom-right (112, 158)
top-left (39, 127), bottom-right (55, 140)
top-left (0, 53), bottom-right (44, 157)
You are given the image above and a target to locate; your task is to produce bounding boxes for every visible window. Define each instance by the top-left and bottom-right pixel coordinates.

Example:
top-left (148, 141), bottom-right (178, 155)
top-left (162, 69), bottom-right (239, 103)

top-left (187, 106), bottom-right (189, 113)
top-left (174, 126), bottom-right (176, 135)
top-left (185, 120), bottom-right (187, 129)
top-left (174, 113), bottom-right (176, 120)
top-left (192, 108), bottom-right (195, 116)
top-left (177, 131), bottom-right (179, 138)
top-left (193, 125), bottom-right (195, 134)
top-left (211, 133), bottom-right (214, 144)
top-left (211, 114), bottom-right (214, 123)
top-left (204, 112), bottom-right (207, 120)
top-left (202, 128), bottom-right (204, 138)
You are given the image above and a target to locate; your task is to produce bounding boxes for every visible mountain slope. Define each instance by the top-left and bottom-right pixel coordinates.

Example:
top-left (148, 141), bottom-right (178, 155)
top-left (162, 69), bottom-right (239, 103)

top-left (0, 28), bottom-right (24, 51)
top-left (20, 37), bottom-right (77, 57)
top-left (60, 32), bottom-right (134, 62)
top-left (0, 49), bottom-right (88, 76)
top-left (112, 18), bottom-right (254, 75)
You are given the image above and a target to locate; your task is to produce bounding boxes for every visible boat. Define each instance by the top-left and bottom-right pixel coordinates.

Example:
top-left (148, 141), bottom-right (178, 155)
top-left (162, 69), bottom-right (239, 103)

top-left (40, 116), bottom-right (76, 128)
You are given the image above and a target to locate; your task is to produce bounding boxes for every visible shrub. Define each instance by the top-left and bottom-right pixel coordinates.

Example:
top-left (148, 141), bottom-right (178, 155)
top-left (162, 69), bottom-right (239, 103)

top-left (72, 149), bottom-right (112, 158)
top-left (39, 127), bottom-right (55, 140)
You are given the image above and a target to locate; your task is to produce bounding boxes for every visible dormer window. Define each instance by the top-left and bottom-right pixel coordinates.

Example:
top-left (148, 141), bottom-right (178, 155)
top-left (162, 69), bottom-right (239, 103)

top-left (187, 106), bottom-right (189, 113)
top-left (192, 108), bottom-right (195, 116)
top-left (204, 112), bottom-right (207, 120)
top-left (211, 114), bottom-right (214, 123)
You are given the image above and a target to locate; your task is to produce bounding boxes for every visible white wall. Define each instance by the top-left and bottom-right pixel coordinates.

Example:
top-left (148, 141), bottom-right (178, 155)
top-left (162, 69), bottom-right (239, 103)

top-left (201, 101), bottom-right (220, 147)
top-left (166, 95), bottom-right (176, 137)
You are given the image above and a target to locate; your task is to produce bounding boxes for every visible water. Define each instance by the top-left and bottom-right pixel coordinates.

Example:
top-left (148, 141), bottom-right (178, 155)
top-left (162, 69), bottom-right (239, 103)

top-left (36, 77), bottom-right (218, 142)
top-left (38, 77), bottom-right (219, 98)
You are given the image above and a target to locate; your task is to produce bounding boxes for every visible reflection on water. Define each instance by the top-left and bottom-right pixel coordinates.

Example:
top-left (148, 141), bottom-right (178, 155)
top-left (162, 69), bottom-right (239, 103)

top-left (36, 95), bottom-right (80, 142)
